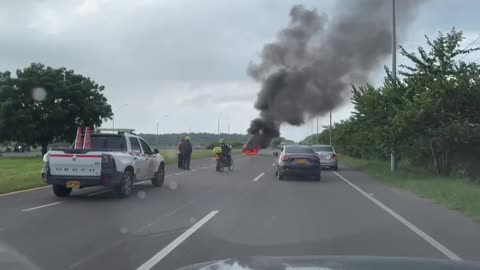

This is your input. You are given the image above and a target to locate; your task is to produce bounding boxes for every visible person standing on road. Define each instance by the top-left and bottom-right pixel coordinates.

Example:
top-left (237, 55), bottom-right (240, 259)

top-left (177, 138), bottom-right (184, 169)
top-left (181, 136), bottom-right (192, 170)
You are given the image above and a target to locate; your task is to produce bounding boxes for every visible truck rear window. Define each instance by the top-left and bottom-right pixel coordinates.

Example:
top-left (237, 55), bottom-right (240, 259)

top-left (90, 136), bottom-right (127, 151)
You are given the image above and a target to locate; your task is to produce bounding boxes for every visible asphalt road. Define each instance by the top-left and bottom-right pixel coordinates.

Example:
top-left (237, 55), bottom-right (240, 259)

top-left (1, 150), bottom-right (480, 270)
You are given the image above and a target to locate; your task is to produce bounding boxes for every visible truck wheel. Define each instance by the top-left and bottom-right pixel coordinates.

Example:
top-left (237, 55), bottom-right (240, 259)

top-left (52, 185), bottom-right (72, 197)
top-left (152, 164), bottom-right (165, 187)
top-left (114, 170), bottom-right (134, 198)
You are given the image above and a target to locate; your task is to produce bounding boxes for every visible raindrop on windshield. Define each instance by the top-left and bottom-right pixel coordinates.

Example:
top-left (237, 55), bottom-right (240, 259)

top-left (137, 190), bottom-right (146, 199)
top-left (32, 87), bottom-right (47, 101)
top-left (168, 181), bottom-right (178, 190)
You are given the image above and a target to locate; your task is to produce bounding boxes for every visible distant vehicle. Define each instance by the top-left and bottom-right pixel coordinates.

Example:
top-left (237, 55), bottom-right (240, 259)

top-left (312, 144), bottom-right (338, 171)
top-left (42, 128), bottom-right (165, 198)
top-left (13, 144), bottom-right (31, 152)
top-left (274, 144), bottom-right (321, 181)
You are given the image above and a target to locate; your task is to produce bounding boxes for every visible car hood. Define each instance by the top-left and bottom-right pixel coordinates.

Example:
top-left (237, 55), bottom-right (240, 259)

top-left (176, 256), bottom-right (480, 270)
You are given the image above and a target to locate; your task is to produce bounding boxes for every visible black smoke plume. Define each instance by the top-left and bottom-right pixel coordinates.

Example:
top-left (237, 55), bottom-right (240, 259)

top-left (245, 0), bottom-right (422, 150)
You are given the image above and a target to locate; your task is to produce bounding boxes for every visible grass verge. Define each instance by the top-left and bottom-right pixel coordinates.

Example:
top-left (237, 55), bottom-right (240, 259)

top-left (341, 155), bottom-right (480, 222)
top-left (0, 149), bottom-right (241, 195)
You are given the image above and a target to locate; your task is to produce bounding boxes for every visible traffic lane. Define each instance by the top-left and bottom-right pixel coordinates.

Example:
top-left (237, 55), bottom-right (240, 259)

top-left (0, 170), bottom-right (224, 270)
top-left (155, 168), bottom-right (448, 270)
top-left (72, 156), bottom-right (272, 270)
top-left (335, 167), bottom-right (480, 261)
top-left (0, 155), bottom-right (257, 270)
top-left (0, 155), bottom-right (245, 214)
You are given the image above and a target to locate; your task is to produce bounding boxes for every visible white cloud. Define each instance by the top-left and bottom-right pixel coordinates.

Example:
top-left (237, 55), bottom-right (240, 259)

top-left (75, 0), bottom-right (99, 16)
top-left (3, 0), bottom-right (480, 141)
top-left (27, 5), bottom-right (62, 34)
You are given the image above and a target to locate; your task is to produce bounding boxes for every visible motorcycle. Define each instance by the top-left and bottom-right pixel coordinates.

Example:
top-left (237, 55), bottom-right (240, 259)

top-left (214, 146), bottom-right (234, 172)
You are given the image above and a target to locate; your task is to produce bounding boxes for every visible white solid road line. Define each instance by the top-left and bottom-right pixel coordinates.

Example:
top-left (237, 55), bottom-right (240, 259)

top-left (136, 210), bottom-right (219, 270)
top-left (175, 172), bottom-right (184, 176)
top-left (332, 171), bottom-right (462, 261)
top-left (253, 172), bottom-right (265, 182)
top-left (22, 201), bottom-right (63, 212)
top-left (0, 185), bottom-right (49, 197)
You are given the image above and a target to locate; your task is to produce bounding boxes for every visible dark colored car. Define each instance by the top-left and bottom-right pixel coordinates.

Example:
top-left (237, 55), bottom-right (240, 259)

top-left (176, 256), bottom-right (480, 270)
top-left (274, 145), bottom-right (321, 181)
top-left (13, 144), bottom-right (31, 152)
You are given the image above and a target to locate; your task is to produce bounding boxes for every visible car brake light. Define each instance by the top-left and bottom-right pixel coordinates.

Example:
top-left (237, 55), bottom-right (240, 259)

top-left (281, 156), bottom-right (290, 161)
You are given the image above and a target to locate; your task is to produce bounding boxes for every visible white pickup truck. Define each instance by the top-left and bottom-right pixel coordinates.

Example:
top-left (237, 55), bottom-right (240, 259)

top-left (42, 129), bottom-right (165, 198)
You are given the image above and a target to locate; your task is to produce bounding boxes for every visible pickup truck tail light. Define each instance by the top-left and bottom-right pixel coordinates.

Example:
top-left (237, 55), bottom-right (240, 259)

top-left (102, 154), bottom-right (116, 169)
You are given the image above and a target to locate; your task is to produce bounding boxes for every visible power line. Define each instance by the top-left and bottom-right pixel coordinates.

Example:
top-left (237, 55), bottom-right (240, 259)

top-left (457, 36), bottom-right (480, 61)
top-left (472, 55), bottom-right (480, 63)
top-left (462, 36), bottom-right (480, 50)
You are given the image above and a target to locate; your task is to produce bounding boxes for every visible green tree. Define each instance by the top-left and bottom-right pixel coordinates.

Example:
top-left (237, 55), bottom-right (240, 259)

top-left (0, 63), bottom-right (113, 155)
top-left (398, 29), bottom-right (480, 175)
top-left (307, 29), bottom-right (480, 177)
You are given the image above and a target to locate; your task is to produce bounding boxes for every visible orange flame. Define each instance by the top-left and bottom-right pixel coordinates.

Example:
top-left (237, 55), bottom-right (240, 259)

top-left (242, 146), bottom-right (260, 156)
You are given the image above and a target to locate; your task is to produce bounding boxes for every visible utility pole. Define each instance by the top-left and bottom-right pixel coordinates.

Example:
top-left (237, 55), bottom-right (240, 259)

top-left (316, 116), bottom-right (319, 135)
top-left (390, 0), bottom-right (397, 172)
top-left (310, 119), bottom-right (314, 144)
top-left (329, 110), bottom-right (332, 146)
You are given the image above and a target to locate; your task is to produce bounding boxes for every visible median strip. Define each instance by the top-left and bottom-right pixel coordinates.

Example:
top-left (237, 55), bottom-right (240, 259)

top-left (22, 201), bottom-right (63, 212)
top-left (136, 210), bottom-right (219, 270)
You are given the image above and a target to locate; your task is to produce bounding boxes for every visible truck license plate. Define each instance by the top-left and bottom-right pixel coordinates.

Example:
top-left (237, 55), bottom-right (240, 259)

top-left (66, 181), bottom-right (81, 189)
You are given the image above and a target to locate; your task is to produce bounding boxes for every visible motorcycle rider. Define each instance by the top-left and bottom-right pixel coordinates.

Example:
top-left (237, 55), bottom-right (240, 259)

top-left (218, 139), bottom-right (231, 166)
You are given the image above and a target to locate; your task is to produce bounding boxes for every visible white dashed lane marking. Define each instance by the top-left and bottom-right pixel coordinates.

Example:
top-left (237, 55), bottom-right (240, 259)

top-left (252, 172), bottom-right (265, 182)
top-left (22, 202), bottom-right (63, 212)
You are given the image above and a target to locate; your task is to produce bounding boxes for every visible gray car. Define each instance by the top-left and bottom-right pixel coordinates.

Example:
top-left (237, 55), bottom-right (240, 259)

top-left (312, 144), bottom-right (338, 170)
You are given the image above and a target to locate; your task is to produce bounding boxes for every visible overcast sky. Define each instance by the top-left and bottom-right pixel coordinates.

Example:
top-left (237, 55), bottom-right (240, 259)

top-left (2, 0), bottom-right (480, 141)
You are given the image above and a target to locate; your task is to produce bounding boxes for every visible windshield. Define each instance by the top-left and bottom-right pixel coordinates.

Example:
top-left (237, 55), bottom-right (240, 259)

top-left (2, 1), bottom-right (479, 270)
top-left (285, 146), bottom-right (315, 154)
top-left (312, 146), bottom-right (333, 152)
